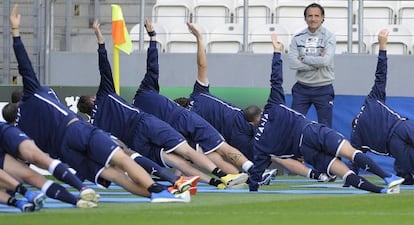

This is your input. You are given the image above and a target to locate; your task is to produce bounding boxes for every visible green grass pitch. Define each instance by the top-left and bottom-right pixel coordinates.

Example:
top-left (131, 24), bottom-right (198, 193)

top-left (1, 176), bottom-right (413, 225)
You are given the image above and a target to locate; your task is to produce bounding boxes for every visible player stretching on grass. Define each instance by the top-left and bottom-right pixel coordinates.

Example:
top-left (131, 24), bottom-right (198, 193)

top-left (175, 22), bottom-right (336, 185)
top-left (132, 19), bottom-right (250, 186)
top-left (350, 29), bottom-right (414, 184)
top-left (77, 19), bottom-right (203, 194)
top-left (8, 4), bottom-right (186, 203)
top-left (248, 32), bottom-right (404, 194)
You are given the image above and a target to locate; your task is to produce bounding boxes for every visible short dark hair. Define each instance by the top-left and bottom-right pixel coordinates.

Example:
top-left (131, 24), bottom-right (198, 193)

top-left (243, 105), bottom-right (262, 123)
top-left (304, 3), bottom-right (325, 17)
top-left (2, 103), bottom-right (18, 124)
top-left (11, 89), bottom-right (23, 103)
top-left (77, 95), bottom-right (94, 115)
top-left (174, 97), bottom-right (190, 109)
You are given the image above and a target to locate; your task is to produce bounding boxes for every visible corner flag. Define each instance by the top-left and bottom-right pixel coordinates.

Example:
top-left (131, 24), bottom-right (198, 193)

top-left (111, 4), bottom-right (131, 94)
top-left (111, 4), bottom-right (132, 54)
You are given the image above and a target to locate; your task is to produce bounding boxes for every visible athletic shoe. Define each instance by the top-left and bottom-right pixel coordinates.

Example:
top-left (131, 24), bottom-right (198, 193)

top-left (167, 187), bottom-right (180, 195)
top-left (24, 191), bottom-right (46, 211)
top-left (80, 187), bottom-right (100, 203)
top-left (317, 173), bottom-right (330, 182)
top-left (174, 190), bottom-right (191, 203)
top-left (327, 175), bottom-right (337, 182)
top-left (384, 175), bottom-right (405, 188)
top-left (188, 186), bottom-right (197, 195)
top-left (150, 190), bottom-right (189, 203)
top-left (259, 169), bottom-right (277, 185)
top-left (217, 183), bottom-right (226, 190)
top-left (169, 186), bottom-right (198, 196)
top-left (174, 176), bottom-right (200, 192)
top-left (220, 173), bottom-right (248, 187)
top-left (381, 185), bottom-right (400, 194)
top-left (76, 199), bottom-right (98, 208)
top-left (227, 183), bottom-right (248, 189)
top-left (16, 199), bottom-right (35, 212)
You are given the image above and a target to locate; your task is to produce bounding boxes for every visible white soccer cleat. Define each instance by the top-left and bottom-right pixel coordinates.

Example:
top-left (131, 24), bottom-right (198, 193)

top-left (76, 199), bottom-right (98, 208)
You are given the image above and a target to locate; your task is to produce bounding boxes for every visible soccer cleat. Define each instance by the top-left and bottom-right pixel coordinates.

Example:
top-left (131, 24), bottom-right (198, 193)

top-left (174, 190), bottom-right (191, 203)
top-left (168, 187), bottom-right (180, 195)
top-left (188, 186), bottom-right (197, 195)
top-left (80, 187), bottom-right (100, 203)
top-left (317, 173), bottom-right (330, 183)
top-left (150, 190), bottom-right (189, 203)
top-left (16, 199), bottom-right (35, 212)
top-left (226, 183), bottom-right (248, 189)
top-left (259, 169), bottom-right (277, 185)
top-left (76, 199), bottom-right (98, 208)
top-left (174, 176), bottom-right (200, 192)
top-left (217, 183), bottom-right (226, 190)
top-left (220, 173), bottom-right (248, 188)
top-left (381, 185), bottom-right (400, 194)
top-left (25, 191), bottom-right (46, 211)
top-left (384, 175), bottom-right (405, 188)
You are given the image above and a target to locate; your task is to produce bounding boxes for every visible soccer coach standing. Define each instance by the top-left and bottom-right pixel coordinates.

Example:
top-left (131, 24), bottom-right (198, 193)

top-left (287, 3), bottom-right (336, 128)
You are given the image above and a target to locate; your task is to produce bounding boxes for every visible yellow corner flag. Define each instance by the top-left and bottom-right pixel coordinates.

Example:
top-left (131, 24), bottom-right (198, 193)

top-left (111, 4), bottom-right (132, 54)
top-left (111, 4), bottom-right (132, 94)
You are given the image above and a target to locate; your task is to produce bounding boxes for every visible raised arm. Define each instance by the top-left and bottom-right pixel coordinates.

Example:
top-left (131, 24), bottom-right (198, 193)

top-left (93, 19), bottom-right (116, 95)
top-left (138, 18), bottom-right (160, 92)
top-left (10, 4), bottom-right (41, 96)
top-left (368, 29), bottom-right (389, 102)
top-left (267, 33), bottom-right (286, 105)
top-left (187, 23), bottom-right (208, 84)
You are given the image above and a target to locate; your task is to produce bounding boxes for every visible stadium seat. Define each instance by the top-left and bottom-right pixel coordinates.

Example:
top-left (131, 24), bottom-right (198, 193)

top-left (359, 1), bottom-right (397, 32)
top-left (275, 0), bottom-right (318, 34)
top-left (166, 23), bottom-right (208, 53)
top-left (193, 0), bottom-right (235, 31)
top-left (207, 23), bottom-right (243, 53)
top-left (130, 23), bottom-right (169, 53)
top-left (152, 0), bottom-right (194, 26)
top-left (318, 0), bottom-right (352, 33)
top-left (370, 25), bottom-right (413, 55)
top-left (234, 0), bottom-right (276, 26)
top-left (398, 1), bottom-right (414, 26)
top-left (248, 24), bottom-right (291, 54)
top-left (335, 25), bottom-right (373, 54)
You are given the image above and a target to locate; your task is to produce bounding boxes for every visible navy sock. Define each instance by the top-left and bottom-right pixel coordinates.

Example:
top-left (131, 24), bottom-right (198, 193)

top-left (7, 196), bottom-right (18, 207)
top-left (212, 168), bottom-right (227, 178)
top-left (353, 152), bottom-right (390, 179)
top-left (345, 173), bottom-right (382, 193)
top-left (133, 155), bottom-right (178, 184)
top-left (309, 170), bottom-right (322, 180)
top-left (15, 183), bottom-right (28, 196)
top-left (147, 183), bottom-right (164, 193)
top-left (52, 163), bottom-right (84, 191)
top-left (208, 178), bottom-right (222, 186)
top-left (45, 182), bottom-right (78, 205)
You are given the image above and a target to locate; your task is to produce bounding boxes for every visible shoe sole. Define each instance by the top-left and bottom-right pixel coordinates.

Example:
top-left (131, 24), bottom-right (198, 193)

top-left (177, 176), bottom-right (201, 193)
top-left (189, 187), bottom-right (197, 195)
top-left (76, 200), bottom-right (98, 208)
top-left (387, 177), bottom-right (405, 189)
top-left (225, 173), bottom-right (248, 187)
top-left (80, 189), bottom-right (100, 203)
top-left (387, 185), bottom-right (400, 194)
top-left (33, 193), bottom-right (46, 211)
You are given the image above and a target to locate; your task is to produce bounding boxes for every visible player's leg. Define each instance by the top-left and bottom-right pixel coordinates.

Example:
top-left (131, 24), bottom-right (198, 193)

top-left (3, 154), bottom-right (94, 208)
top-left (16, 138), bottom-right (91, 194)
top-left (338, 140), bottom-right (404, 188)
top-left (329, 157), bottom-right (393, 193)
top-left (214, 143), bottom-right (254, 173)
top-left (163, 151), bottom-right (219, 188)
top-left (0, 190), bottom-right (34, 212)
